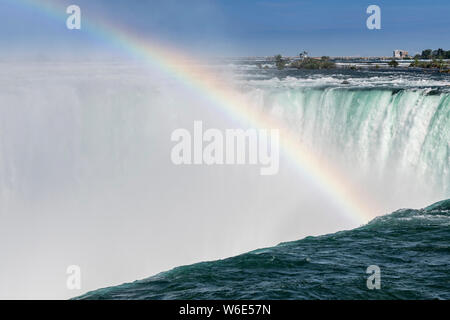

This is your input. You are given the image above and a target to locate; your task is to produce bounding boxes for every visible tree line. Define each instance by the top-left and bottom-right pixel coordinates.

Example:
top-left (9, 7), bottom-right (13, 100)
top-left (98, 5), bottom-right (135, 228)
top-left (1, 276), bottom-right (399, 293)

top-left (414, 49), bottom-right (450, 59)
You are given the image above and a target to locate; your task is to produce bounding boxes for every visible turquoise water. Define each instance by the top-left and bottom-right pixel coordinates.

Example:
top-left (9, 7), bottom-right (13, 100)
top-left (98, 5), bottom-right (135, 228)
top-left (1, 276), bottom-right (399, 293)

top-left (245, 87), bottom-right (450, 197)
top-left (75, 199), bottom-right (450, 300)
top-left (1, 61), bottom-right (448, 299)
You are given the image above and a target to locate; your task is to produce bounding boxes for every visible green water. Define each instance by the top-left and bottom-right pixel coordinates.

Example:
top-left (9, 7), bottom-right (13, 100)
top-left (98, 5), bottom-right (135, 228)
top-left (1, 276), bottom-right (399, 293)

top-left (76, 199), bottom-right (450, 300)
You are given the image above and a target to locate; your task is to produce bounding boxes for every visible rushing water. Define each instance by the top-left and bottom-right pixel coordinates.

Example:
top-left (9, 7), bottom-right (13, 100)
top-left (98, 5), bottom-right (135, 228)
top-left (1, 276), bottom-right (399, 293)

top-left (75, 199), bottom-right (450, 300)
top-left (0, 59), bottom-right (448, 298)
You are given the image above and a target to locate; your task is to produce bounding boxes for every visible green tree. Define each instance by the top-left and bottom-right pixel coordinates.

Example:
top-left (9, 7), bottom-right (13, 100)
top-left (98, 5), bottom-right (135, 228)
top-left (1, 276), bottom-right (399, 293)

top-left (435, 48), bottom-right (445, 59)
top-left (274, 54), bottom-right (286, 70)
top-left (388, 59), bottom-right (399, 67)
top-left (421, 49), bottom-right (432, 59)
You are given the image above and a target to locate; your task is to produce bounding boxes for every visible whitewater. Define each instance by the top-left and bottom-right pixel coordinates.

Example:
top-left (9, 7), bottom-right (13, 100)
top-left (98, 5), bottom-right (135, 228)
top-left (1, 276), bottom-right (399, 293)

top-left (0, 60), bottom-right (448, 298)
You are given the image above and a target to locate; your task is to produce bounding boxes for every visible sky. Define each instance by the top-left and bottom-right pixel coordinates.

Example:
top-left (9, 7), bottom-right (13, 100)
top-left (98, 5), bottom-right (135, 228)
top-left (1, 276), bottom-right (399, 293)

top-left (0, 0), bottom-right (449, 58)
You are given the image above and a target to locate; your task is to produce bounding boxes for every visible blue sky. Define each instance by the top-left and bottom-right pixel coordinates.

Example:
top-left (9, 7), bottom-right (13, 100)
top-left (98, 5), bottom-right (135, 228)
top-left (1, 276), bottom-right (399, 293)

top-left (0, 0), bottom-right (449, 58)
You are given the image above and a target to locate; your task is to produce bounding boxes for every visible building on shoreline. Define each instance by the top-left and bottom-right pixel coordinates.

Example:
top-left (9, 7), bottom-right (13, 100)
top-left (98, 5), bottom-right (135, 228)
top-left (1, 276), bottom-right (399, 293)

top-left (393, 50), bottom-right (409, 58)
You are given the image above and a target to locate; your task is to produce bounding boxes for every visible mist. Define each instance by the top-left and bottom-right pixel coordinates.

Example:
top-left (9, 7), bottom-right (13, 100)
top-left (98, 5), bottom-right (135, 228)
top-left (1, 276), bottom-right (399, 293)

top-left (0, 60), bottom-right (355, 299)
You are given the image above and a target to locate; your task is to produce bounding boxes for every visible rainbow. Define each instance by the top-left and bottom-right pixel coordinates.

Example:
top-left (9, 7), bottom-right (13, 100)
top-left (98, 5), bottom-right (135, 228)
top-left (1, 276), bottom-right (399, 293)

top-left (11, 0), bottom-right (381, 224)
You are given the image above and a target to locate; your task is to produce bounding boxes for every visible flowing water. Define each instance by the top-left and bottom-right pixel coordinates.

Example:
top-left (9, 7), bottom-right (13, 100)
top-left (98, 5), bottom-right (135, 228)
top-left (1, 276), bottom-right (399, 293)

top-left (76, 199), bottom-right (450, 300)
top-left (0, 59), bottom-right (448, 298)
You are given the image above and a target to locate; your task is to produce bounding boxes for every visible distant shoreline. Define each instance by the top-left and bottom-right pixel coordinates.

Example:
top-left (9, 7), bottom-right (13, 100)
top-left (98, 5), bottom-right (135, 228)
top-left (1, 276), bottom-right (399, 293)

top-left (262, 55), bottom-right (450, 72)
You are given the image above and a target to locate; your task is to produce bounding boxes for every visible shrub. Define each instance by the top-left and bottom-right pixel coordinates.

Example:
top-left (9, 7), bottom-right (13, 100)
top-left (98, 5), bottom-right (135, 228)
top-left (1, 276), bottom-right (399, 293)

top-left (291, 57), bottom-right (336, 69)
top-left (388, 59), bottom-right (399, 67)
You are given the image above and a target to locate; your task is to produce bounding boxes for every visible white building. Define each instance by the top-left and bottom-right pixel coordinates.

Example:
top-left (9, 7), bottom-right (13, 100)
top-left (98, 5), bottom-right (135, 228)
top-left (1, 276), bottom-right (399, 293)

top-left (393, 50), bottom-right (409, 58)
